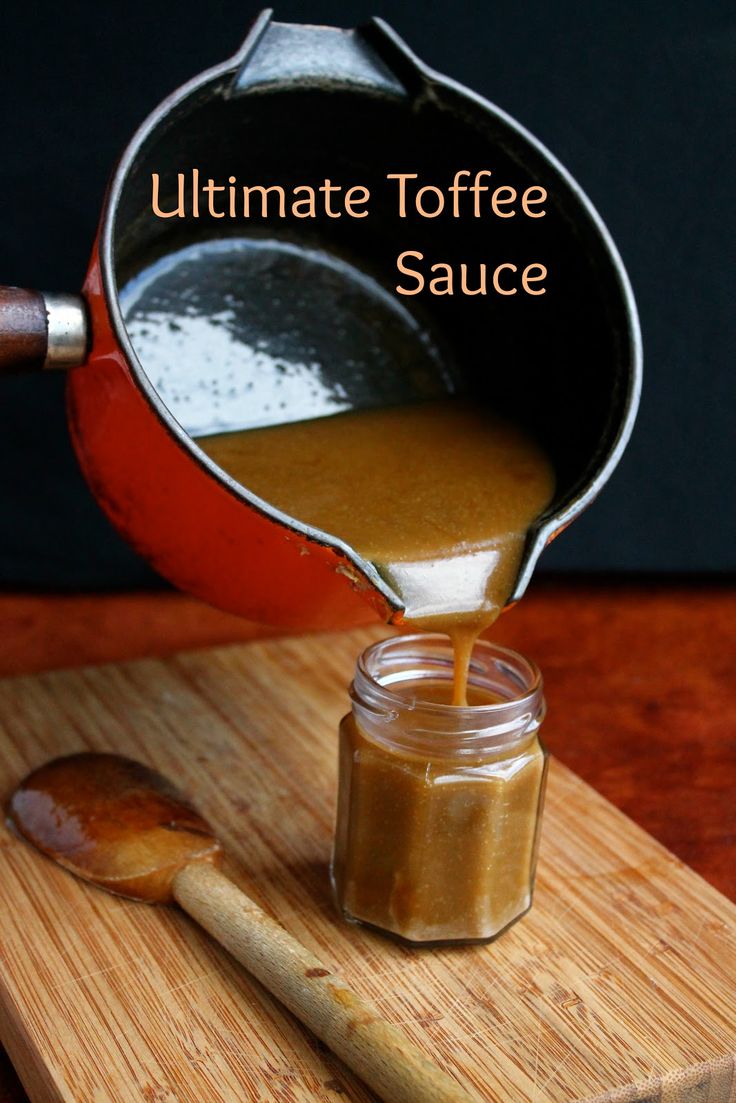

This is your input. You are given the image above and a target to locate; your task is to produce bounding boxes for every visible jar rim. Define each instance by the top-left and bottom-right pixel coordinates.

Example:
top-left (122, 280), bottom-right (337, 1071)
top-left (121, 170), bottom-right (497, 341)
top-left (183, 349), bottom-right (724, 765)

top-left (356, 633), bottom-right (542, 714)
top-left (347, 637), bottom-right (545, 767)
top-left (351, 634), bottom-right (544, 755)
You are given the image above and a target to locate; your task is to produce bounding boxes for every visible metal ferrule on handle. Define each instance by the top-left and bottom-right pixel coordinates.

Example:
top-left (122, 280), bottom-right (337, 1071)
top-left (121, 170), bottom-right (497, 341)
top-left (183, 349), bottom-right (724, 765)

top-left (0, 286), bottom-right (88, 374)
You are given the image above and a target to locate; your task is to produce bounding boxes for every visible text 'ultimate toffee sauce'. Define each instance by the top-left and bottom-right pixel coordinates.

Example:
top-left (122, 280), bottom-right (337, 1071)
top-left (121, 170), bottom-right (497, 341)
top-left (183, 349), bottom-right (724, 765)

top-left (198, 398), bottom-right (554, 702)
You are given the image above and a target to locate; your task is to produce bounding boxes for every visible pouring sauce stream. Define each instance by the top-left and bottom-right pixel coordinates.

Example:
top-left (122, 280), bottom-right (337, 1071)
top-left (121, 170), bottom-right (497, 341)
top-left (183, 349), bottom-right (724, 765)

top-left (197, 398), bottom-right (554, 703)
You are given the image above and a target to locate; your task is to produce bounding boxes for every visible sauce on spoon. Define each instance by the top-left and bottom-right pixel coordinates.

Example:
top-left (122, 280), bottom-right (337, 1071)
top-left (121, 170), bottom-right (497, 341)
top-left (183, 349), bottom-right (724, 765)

top-left (8, 753), bottom-right (221, 903)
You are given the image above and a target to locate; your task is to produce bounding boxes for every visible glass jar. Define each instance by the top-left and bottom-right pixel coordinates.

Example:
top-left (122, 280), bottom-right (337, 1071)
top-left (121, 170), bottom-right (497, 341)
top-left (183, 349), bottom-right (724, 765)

top-left (331, 634), bottom-right (547, 945)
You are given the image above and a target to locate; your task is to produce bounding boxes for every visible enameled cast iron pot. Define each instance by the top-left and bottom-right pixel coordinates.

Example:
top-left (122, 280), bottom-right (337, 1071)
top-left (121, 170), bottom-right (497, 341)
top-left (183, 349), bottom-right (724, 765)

top-left (0, 12), bottom-right (642, 629)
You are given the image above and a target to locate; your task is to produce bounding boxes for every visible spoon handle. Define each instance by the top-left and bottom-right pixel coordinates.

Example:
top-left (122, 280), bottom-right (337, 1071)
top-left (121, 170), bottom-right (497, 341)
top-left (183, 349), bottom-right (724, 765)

top-left (172, 861), bottom-right (475, 1103)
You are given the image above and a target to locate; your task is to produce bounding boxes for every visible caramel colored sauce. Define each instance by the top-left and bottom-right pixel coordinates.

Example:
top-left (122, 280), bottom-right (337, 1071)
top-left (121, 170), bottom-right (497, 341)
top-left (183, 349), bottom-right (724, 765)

top-left (198, 399), bottom-right (554, 702)
top-left (8, 754), bottom-right (221, 903)
top-left (392, 678), bottom-right (503, 708)
top-left (332, 712), bottom-right (547, 943)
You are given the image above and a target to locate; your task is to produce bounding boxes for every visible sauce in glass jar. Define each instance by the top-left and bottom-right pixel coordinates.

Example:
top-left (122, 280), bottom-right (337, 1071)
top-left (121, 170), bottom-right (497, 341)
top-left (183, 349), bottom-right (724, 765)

top-left (331, 633), bottom-right (547, 944)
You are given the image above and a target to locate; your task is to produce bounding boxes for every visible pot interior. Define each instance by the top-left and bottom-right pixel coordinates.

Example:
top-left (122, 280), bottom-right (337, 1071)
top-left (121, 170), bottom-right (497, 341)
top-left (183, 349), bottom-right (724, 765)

top-left (110, 69), bottom-right (634, 536)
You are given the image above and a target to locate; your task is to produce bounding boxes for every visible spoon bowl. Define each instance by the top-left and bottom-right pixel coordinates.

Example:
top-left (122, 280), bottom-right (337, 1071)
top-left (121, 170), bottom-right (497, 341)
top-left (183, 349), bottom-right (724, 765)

top-left (8, 753), bottom-right (221, 903)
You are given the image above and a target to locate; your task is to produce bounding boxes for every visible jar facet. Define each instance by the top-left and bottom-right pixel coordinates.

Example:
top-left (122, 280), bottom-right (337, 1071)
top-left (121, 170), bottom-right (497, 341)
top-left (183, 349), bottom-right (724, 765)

top-left (331, 634), bottom-right (547, 945)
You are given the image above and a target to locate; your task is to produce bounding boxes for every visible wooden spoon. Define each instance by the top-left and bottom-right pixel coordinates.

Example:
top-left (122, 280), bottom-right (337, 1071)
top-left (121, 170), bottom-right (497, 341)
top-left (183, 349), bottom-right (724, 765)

top-left (7, 752), bottom-right (475, 1103)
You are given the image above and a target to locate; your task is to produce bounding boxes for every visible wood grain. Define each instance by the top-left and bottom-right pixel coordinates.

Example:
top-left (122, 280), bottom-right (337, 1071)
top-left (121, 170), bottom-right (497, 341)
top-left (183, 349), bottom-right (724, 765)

top-left (0, 628), bottom-right (733, 1102)
top-left (491, 578), bottom-right (736, 902)
top-left (0, 288), bottom-right (47, 374)
top-left (0, 592), bottom-right (280, 678)
top-left (0, 580), bottom-right (732, 900)
top-left (173, 863), bottom-right (475, 1103)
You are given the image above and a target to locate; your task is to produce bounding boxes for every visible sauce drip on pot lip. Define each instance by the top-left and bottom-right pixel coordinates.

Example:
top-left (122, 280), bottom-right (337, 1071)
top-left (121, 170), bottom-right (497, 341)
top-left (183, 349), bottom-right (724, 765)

top-left (7, 753), bottom-right (221, 904)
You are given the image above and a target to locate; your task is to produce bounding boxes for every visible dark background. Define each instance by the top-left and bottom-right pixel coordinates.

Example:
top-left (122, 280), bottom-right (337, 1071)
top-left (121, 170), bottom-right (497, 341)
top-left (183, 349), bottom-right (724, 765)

top-left (0, 0), bottom-right (733, 590)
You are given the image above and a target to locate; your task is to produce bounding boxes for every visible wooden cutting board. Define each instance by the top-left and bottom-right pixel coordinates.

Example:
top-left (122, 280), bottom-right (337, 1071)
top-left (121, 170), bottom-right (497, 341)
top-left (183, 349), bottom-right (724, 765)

top-left (0, 628), bottom-right (733, 1103)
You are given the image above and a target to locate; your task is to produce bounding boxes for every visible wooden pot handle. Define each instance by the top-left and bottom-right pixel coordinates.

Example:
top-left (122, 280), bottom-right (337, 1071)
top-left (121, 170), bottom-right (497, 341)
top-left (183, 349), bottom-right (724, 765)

top-left (173, 862), bottom-right (476, 1103)
top-left (0, 286), bottom-right (88, 374)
